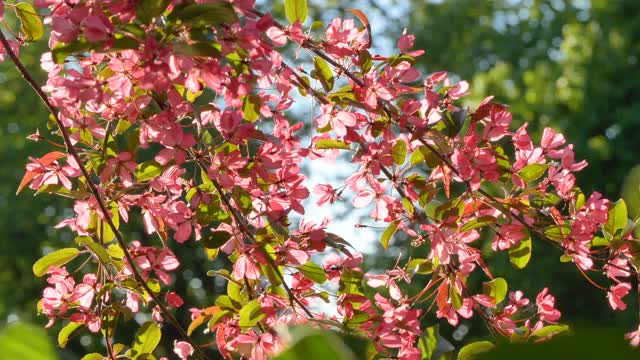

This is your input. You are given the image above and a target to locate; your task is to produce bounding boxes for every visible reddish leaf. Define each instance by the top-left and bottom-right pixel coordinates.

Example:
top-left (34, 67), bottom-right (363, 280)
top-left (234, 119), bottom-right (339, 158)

top-left (188, 305), bottom-right (220, 336)
top-left (16, 151), bottom-right (65, 194)
top-left (348, 9), bottom-right (372, 48)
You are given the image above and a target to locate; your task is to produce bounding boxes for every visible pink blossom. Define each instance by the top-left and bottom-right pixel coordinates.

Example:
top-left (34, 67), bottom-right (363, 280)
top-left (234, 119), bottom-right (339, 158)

top-left (536, 288), bottom-right (561, 323)
top-left (167, 292), bottom-right (184, 308)
top-left (233, 254), bottom-right (261, 280)
top-left (607, 283), bottom-right (631, 311)
top-left (173, 341), bottom-right (194, 360)
top-left (625, 326), bottom-right (640, 347)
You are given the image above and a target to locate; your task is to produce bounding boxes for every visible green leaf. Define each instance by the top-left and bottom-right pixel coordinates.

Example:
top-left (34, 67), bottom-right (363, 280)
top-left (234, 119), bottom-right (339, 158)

top-left (135, 161), bottom-right (163, 182)
top-left (313, 56), bottom-right (334, 91)
top-left (315, 139), bottom-right (351, 150)
top-left (274, 328), bottom-right (357, 360)
top-left (203, 231), bottom-right (231, 249)
top-left (358, 50), bottom-right (373, 73)
top-left (392, 140), bottom-right (407, 165)
top-left (530, 324), bottom-right (570, 340)
top-left (97, 204), bottom-right (119, 243)
top-left (111, 36), bottom-right (140, 51)
top-left (543, 224), bottom-right (570, 242)
top-left (508, 231), bottom-right (532, 269)
top-left (622, 165), bottom-right (640, 222)
top-left (402, 197), bottom-right (415, 216)
top-left (15, 3), bottom-right (44, 41)
top-left (208, 309), bottom-right (231, 328)
top-left (146, 278), bottom-right (161, 295)
top-left (227, 280), bottom-right (248, 306)
top-left (78, 128), bottom-right (93, 145)
top-left (238, 299), bottom-right (265, 329)
top-left (81, 354), bottom-right (104, 360)
top-left (58, 321), bottom-right (82, 348)
top-left (242, 94), bottom-right (262, 122)
top-left (518, 163), bottom-right (550, 184)
top-left (0, 322), bottom-right (57, 360)
top-left (298, 262), bottom-right (327, 284)
top-left (35, 184), bottom-right (85, 199)
top-left (52, 40), bottom-right (95, 64)
top-left (408, 258), bottom-right (434, 275)
top-left (450, 283), bottom-right (463, 310)
top-left (75, 236), bottom-right (112, 265)
top-left (443, 108), bottom-right (466, 137)
top-left (169, 2), bottom-right (238, 28)
top-left (605, 199), bottom-right (628, 238)
top-left (458, 341), bottom-right (495, 360)
top-left (107, 243), bottom-right (124, 259)
top-left (328, 85), bottom-right (356, 104)
top-left (380, 220), bottom-right (400, 250)
top-left (417, 325), bottom-right (439, 360)
top-left (130, 322), bottom-right (161, 359)
top-left (460, 215), bottom-right (496, 232)
top-left (297, 76), bottom-right (311, 96)
top-left (231, 186), bottom-right (254, 215)
top-left (284, 0), bottom-right (308, 24)
top-left (173, 42), bottom-right (221, 58)
top-left (136, 0), bottom-right (169, 24)
top-left (482, 277), bottom-right (508, 304)
top-left (216, 295), bottom-right (240, 311)
top-left (590, 236), bottom-right (610, 247)
top-left (33, 248), bottom-right (80, 277)
top-left (411, 146), bottom-right (441, 168)
top-left (339, 269), bottom-right (364, 296)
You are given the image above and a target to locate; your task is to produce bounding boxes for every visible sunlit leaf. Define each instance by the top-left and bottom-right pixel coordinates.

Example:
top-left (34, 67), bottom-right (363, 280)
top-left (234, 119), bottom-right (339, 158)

top-left (458, 341), bottom-right (495, 360)
top-left (33, 248), bottom-right (80, 277)
top-left (392, 140), bottom-right (407, 165)
top-left (298, 262), bottom-right (327, 284)
top-left (380, 220), bottom-right (400, 250)
top-left (482, 277), bottom-right (508, 304)
top-left (15, 3), bottom-right (44, 41)
top-left (135, 161), bottom-right (163, 182)
top-left (316, 139), bottom-right (351, 150)
top-left (605, 199), bottom-right (628, 238)
top-left (58, 321), bottom-right (82, 348)
top-left (75, 236), bottom-right (112, 265)
top-left (284, 0), bottom-right (308, 24)
top-left (0, 322), bottom-right (57, 360)
top-left (313, 56), bottom-right (334, 92)
top-left (508, 231), bottom-right (532, 269)
top-left (238, 299), bottom-right (265, 329)
top-left (130, 322), bottom-right (161, 358)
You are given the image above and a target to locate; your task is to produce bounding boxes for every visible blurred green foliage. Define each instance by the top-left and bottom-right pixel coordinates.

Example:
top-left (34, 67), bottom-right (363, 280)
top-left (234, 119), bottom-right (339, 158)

top-left (410, 0), bottom-right (640, 198)
top-left (0, 37), bottom-right (63, 323)
top-left (0, 322), bottom-right (58, 359)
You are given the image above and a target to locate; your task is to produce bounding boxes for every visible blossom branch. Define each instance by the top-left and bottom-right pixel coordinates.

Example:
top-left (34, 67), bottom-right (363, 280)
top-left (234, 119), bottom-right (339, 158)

top-left (0, 31), bottom-right (210, 360)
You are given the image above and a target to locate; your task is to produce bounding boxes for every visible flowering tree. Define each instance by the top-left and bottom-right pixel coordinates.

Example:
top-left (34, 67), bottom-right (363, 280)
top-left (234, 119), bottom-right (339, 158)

top-left (2, 0), bottom-right (640, 359)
